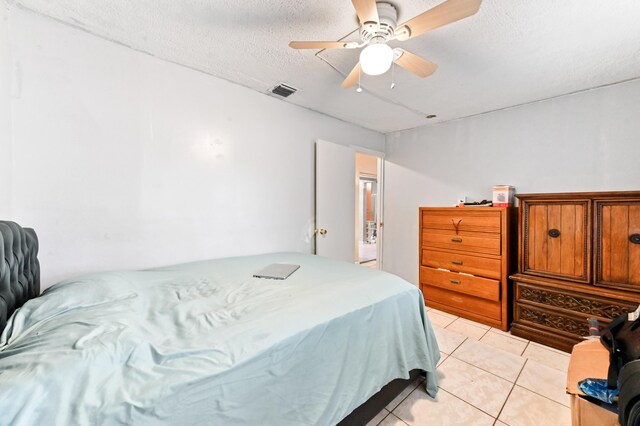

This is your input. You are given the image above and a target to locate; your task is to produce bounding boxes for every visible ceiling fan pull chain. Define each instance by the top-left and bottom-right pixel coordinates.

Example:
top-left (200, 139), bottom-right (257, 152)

top-left (357, 66), bottom-right (363, 93)
top-left (390, 61), bottom-right (396, 89)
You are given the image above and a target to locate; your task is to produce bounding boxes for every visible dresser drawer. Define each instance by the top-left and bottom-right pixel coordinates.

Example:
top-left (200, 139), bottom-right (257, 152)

top-left (514, 281), bottom-right (637, 320)
top-left (420, 267), bottom-right (500, 301)
top-left (421, 209), bottom-right (501, 234)
top-left (423, 229), bottom-right (501, 256)
top-left (421, 249), bottom-right (501, 279)
top-left (514, 303), bottom-right (588, 340)
top-left (423, 285), bottom-right (501, 320)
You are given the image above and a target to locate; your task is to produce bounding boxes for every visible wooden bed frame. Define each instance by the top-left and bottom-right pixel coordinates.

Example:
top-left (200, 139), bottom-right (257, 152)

top-left (0, 221), bottom-right (422, 425)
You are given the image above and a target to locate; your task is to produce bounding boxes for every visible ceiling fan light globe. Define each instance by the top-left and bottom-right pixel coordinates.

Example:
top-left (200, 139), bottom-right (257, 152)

top-left (359, 43), bottom-right (394, 76)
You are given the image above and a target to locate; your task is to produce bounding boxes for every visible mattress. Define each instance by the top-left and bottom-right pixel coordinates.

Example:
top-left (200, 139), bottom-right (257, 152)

top-left (0, 252), bottom-right (439, 425)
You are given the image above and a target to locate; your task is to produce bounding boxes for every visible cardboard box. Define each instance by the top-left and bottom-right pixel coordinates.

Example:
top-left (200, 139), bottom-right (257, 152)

top-left (492, 185), bottom-right (515, 207)
top-left (566, 339), bottom-right (619, 426)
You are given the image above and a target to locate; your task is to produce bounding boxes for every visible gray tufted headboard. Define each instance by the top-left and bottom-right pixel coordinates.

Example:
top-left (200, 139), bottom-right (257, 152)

top-left (0, 221), bottom-right (40, 334)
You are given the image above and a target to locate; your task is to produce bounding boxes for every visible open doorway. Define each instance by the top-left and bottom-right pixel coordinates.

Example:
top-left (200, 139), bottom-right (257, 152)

top-left (355, 152), bottom-right (383, 269)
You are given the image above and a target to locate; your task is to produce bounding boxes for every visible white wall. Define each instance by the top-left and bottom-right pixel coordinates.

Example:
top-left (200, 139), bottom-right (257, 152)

top-left (0, 5), bottom-right (11, 218)
top-left (384, 78), bottom-right (640, 285)
top-left (3, 7), bottom-right (384, 289)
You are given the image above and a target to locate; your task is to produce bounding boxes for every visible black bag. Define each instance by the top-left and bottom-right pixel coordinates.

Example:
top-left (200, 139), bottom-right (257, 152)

top-left (600, 313), bottom-right (640, 388)
top-left (619, 360), bottom-right (640, 426)
top-left (600, 312), bottom-right (640, 426)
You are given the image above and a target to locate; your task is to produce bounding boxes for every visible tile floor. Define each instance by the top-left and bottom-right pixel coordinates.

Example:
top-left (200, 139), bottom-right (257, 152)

top-left (367, 307), bottom-right (572, 426)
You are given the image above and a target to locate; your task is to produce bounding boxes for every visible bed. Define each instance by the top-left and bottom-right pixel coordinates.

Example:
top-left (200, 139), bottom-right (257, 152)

top-left (0, 221), bottom-right (440, 425)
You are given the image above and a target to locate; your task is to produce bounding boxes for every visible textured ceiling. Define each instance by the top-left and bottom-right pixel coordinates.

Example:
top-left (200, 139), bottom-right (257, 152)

top-left (12, 0), bottom-right (640, 133)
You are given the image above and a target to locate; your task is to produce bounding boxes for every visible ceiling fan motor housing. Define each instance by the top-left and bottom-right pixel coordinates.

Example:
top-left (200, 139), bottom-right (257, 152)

top-left (360, 2), bottom-right (397, 42)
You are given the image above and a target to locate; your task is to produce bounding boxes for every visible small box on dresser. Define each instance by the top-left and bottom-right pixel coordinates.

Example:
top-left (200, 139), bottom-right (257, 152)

top-left (419, 207), bottom-right (517, 331)
top-left (510, 191), bottom-right (640, 352)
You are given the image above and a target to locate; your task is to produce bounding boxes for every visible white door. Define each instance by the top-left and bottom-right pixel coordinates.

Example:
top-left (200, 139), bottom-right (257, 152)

top-left (315, 140), bottom-right (355, 262)
top-left (375, 157), bottom-right (385, 269)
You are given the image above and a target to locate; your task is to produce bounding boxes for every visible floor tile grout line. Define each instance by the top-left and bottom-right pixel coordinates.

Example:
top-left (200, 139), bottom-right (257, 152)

top-left (388, 382), bottom-right (425, 418)
top-left (443, 354), bottom-right (520, 385)
top-left (494, 358), bottom-right (529, 422)
top-left (512, 383), bottom-right (572, 408)
top-left (492, 418), bottom-right (505, 426)
top-left (437, 352), bottom-right (450, 367)
top-left (512, 366), bottom-right (572, 409)
top-left (494, 382), bottom-right (517, 424)
top-left (453, 317), bottom-right (493, 331)
top-left (521, 342), bottom-right (571, 373)
top-left (449, 342), bottom-right (527, 382)
top-left (429, 387), bottom-right (500, 421)
top-left (528, 340), bottom-right (572, 356)
top-left (478, 327), bottom-right (490, 340)
top-left (448, 328), bottom-right (529, 358)
top-left (445, 318), bottom-right (492, 338)
top-left (479, 330), bottom-right (531, 354)
top-left (385, 378), bottom-right (423, 412)
top-left (387, 412), bottom-right (410, 426)
top-left (433, 324), bottom-right (571, 423)
top-left (437, 360), bottom-right (514, 419)
top-left (375, 409), bottom-right (391, 426)
top-left (489, 328), bottom-right (530, 344)
top-left (496, 362), bottom-right (571, 420)
top-left (446, 335), bottom-right (468, 355)
top-left (448, 339), bottom-right (570, 388)
top-left (513, 384), bottom-right (571, 409)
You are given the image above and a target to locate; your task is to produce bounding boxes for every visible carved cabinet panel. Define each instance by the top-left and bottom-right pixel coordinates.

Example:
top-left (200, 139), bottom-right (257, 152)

top-left (595, 200), bottom-right (640, 291)
top-left (521, 199), bottom-right (590, 283)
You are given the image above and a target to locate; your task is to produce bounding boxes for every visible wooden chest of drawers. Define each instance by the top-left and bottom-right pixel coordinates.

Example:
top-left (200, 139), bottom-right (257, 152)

top-left (419, 207), bottom-right (516, 330)
top-left (511, 191), bottom-right (640, 352)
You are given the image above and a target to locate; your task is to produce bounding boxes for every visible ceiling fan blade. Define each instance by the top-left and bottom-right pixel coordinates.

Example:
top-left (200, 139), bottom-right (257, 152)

top-left (289, 41), bottom-right (351, 50)
top-left (342, 63), bottom-right (362, 89)
top-left (352, 0), bottom-right (380, 26)
top-left (394, 50), bottom-right (438, 78)
top-left (396, 0), bottom-right (482, 41)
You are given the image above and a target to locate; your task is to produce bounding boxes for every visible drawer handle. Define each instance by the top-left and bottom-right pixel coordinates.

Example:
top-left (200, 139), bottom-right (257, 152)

top-left (451, 237), bottom-right (463, 243)
top-left (548, 229), bottom-right (561, 238)
top-left (452, 219), bottom-right (463, 235)
top-left (450, 279), bottom-right (461, 285)
top-left (451, 260), bottom-right (463, 265)
top-left (630, 234), bottom-right (640, 245)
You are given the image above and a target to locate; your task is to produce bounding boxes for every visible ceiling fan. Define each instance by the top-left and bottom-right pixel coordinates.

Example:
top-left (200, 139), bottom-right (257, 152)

top-left (289, 0), bottom-right (482, 89)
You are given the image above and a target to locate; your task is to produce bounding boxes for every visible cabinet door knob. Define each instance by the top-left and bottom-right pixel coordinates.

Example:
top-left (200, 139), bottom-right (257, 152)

top-left (630, 234), bottom-right (640, 245)
top-left (451, 260), bottom-right (463, 265)
top-left (451, 237), bottom-right (463, 243)
top-left (548, 229), bottom-right (561, 238)
top-left (450, 279), bottom-right (461, 285)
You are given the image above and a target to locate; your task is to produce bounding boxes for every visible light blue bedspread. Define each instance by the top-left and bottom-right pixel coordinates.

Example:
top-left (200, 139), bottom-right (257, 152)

top-left (0, 253), bottom-right (439, 425)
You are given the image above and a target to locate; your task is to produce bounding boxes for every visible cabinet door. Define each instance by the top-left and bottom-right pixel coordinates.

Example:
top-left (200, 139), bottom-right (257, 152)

top-left (522, 200), bottom-right (590, 283)
top-left (596, 200), bottom-right (640, 291)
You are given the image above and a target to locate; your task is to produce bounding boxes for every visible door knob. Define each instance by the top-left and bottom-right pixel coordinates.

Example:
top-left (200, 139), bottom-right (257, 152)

top-left (315, 229), bottom-right (328, 235)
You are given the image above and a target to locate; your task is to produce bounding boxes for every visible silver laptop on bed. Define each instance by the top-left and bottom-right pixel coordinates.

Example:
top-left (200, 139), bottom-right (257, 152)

top-left (253, 263), bottom-right (300, 280)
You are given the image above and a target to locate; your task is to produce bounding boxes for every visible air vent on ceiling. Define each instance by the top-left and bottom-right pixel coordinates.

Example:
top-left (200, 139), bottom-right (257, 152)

top-left (271, 83), bottom-right (297, 98)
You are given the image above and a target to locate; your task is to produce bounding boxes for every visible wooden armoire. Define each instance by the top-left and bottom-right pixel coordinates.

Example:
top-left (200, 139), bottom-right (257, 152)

top-left (510, 191), bottom-right (640, 352)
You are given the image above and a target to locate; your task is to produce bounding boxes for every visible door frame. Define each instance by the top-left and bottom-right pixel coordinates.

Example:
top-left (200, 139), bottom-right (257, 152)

top-left (352, 146), bottom-right (385, 269)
